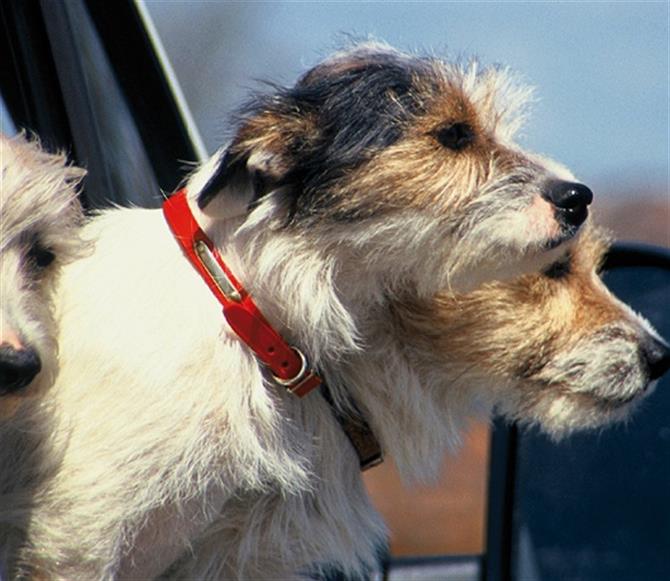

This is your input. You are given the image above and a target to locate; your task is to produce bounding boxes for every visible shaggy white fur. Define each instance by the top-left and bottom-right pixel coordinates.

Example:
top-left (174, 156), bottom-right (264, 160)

top-left (0, 133), bottom-right (85, 408)
top-left (0, 133), bottom-right (86, 573)
top-left (0, 46), bottom-right (639, 579)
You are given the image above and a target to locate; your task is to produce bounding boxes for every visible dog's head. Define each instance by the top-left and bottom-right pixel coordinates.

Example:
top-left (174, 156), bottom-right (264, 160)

top-left (398, 225), bottom-right (670, 437)
top-left (190, 43), bottom-right (591, 297)
top-left (0, 134), bottom-right (85, 405)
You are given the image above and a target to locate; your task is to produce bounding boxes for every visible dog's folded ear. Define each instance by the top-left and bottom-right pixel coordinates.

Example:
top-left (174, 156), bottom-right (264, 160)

top-left (195, 107), bottom-right (305, 219)
top-left (194, 47), bottom-right (424, 222)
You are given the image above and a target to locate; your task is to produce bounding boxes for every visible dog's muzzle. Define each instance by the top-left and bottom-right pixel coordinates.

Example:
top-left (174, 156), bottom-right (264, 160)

top-left (543, 180), bottom-right (594, 229)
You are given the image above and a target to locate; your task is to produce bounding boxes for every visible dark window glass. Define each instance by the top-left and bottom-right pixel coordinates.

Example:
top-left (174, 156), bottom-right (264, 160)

top-left (1, 94), bottom-right (17, 135)
top-left (42, 0), bottom-right (161, 208)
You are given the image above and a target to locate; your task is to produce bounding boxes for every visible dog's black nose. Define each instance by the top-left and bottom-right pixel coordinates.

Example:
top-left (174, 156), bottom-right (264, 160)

top-left (0, 345), bottom-right (42, 394)
top-left (543, 180), bottom-right (594, 228)
top-left (642, 336), bottom-right (670, 381)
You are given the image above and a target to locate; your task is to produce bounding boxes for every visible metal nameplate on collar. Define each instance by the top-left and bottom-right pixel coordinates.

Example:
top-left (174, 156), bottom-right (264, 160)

top-left (193, 240), bottom-right (242, 302)
top-left (163, 190), bottom-right (322, 399)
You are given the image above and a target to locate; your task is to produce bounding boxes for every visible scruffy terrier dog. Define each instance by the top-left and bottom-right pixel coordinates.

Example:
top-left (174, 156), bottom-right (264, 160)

top-left (0, 134), bottom-right (85, 415)
top-left (2, 44), bottom-right (666, 579)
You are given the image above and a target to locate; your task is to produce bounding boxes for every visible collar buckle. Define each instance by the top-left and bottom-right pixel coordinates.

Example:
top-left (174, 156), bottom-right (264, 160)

top-left (271, 347), bottom-right (321, 397)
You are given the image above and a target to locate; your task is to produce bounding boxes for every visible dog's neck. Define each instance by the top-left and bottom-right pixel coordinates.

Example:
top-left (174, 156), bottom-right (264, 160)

top-left (188, 193), bottom-right (465, 480)
top-left (192, 200), bottom-right (383, 361)
top-left (174, 192), bottom-right (385, 468)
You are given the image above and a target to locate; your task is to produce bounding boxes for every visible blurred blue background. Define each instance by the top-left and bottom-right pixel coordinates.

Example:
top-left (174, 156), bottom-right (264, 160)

top-left (146, 1), bottom-right (668, 234)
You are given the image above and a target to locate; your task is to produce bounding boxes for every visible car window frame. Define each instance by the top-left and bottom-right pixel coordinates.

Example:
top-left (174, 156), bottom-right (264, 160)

top-left (1, 0), bottom-right (204, 205)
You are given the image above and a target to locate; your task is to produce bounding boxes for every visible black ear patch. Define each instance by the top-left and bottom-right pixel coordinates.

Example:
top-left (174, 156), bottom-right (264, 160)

top-left (195, 46), bottom-right (431, 221)
top-left (197, 151), bottom-right (247, 210)
top-left (196, 147), bottom-right (287, 212)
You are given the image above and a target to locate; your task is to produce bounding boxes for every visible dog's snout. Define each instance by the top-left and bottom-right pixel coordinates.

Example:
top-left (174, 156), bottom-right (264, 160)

top-left (641, 336), bottom-right (670, 381)
top-left (543, 181), bottom-right (594, 227)
top-left (0, 344), bottom-right (42, 394)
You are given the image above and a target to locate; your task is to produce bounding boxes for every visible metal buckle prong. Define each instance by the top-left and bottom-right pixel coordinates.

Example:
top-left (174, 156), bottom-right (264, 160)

top-left (272, 347), bottom-right (310, 392)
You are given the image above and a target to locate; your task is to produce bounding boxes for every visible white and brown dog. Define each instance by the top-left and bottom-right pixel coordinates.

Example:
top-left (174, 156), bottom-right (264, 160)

top-left (1, 45), bottom-right (667, 579)
top-left (0, 134), bottom-right (85, 414)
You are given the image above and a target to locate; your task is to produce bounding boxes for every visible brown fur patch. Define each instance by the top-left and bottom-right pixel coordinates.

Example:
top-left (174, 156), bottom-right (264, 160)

top-left (398, 226), bottom-right (616, 381)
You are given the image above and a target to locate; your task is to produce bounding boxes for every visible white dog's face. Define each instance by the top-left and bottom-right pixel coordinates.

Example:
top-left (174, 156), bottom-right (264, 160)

top-left (398, 226), bottom-right (670, 437)
top-left (0, 135), bottom-right (85, 404)
top-left (189, 43), bottom-right (593, 298)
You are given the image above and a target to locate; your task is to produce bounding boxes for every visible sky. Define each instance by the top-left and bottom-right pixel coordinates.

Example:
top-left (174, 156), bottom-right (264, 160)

top-left (146, 1), bottom-right (669, 198)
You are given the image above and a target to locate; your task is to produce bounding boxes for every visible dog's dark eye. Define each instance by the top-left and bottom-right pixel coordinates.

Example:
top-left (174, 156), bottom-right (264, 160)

top-left (543, 255), bottom-right (571, 279)
top-left (27, 243), bottom-right (56, 270)
top-left (435, 122), bottom-right (475, 151)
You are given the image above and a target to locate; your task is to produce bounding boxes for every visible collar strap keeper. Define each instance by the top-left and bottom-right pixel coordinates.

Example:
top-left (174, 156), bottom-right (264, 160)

top-left (163, 189), bottom-right (321, 398)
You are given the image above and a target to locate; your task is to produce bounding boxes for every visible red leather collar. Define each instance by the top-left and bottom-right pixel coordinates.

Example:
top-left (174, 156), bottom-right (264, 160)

top-left (164, 189), bottom-right (383, 470)
top-left (163, 189), bottom-right (321, 398)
